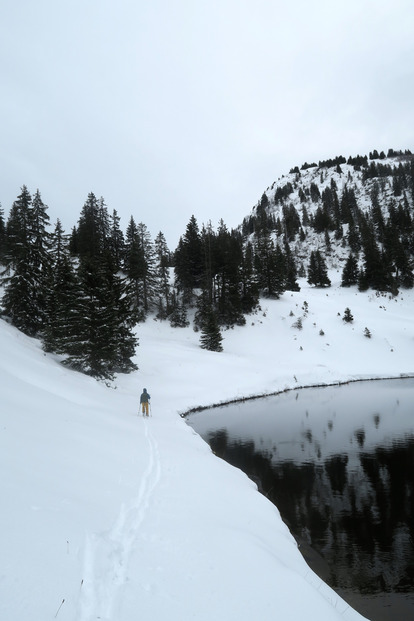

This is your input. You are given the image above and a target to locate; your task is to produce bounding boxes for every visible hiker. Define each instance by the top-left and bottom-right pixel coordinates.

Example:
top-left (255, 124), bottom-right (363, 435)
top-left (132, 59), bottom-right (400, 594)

top-left (140, 388), bottom-right (151, 416)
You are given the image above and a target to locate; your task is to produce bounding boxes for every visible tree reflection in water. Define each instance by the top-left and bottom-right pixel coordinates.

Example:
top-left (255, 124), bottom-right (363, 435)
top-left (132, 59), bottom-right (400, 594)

top-left (208, 428), bottom-right (414, 595)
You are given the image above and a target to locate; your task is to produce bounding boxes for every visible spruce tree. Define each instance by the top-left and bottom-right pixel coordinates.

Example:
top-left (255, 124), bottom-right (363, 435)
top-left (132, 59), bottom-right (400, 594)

top-left (169, 290), bottom-right (189, 327)
top-left (240, 241), bottom-right (259, 313)
top-left (174, 215), bottom-right (204, 298)
top-left (29, 189), bottom-right (52, 320)
top-left (342, 307), bottom-right (354, 323)
top-left (1, 188), bottom-right (52, 336)
top-left (313, 205), bottom-right (332, 233)
top-left (194, 288), bottom-right (210, 330)
top-left (341, 253), bottom-right (359, 287)
top-left (340, 186), bottom-right (358, 225)
top-left (124, 216), bottom-right (147, 321)
top-left (383, 216), bottom-right (414, 288)
top-left (1, 259), bottom-right (39, 334)
top-left (169, 301), bottom-right (189, 328)
top-left (5, 185), bottom-right (32, 264)
top-left (272, 243), bottom-right (287, 296)
top-left (124, 219), bottom-right (157, 319)
top-left (282, 204), bottom-right (301, 241)
top-left (200, 305), bottom-right (223, 352)
top-left (109, 209), bottom-right (125, 271)
top-left (200, 221), bottom-right (214, 306)
top-left (62, 255), bottom-right (138, 379)
top-left (43, 220), bottom-right (80, 354)
top-left (54, 198), bottom-right (139, 379)
top-left (76, 192), bottom-right (102, 258)
top-left (254, 227), bottom-right (286, 298)
top-left (154, 231), bottom-right (171, 319)
top-left (136, 221), bottom-right (158, 314)
top-left (360, 221), bottom-right (389, 291)
top-left (214, 222), bottom-right (245, 326)
top-left (283, 240), bottom-right (300, 291)
top-left (307, 250), bottom-right (331, 287)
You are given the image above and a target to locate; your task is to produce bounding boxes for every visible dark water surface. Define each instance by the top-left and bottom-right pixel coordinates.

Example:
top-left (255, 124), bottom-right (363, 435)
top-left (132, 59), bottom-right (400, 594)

top-left (187, 379), bottom-right (414, 621)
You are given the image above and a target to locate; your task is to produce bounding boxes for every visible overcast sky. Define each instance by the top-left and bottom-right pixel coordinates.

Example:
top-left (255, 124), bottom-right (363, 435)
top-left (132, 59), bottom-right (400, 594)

top-left (1, 0), bottom-right (413, 248)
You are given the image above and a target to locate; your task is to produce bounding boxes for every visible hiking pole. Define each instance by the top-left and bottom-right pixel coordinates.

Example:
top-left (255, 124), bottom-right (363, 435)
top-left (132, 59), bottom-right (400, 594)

top-left (150, 401), bottom-right (152, 417)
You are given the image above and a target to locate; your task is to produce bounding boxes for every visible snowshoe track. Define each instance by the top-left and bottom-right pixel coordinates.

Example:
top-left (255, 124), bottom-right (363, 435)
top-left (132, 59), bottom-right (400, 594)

top-left (78, 419), bottom-right (161, 620)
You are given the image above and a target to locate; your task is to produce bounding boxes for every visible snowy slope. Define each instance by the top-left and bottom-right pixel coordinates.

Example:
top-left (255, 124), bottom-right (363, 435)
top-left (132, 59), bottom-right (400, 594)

top-left (2, 273), bottom-right (414, 620)
top-left (249, 154), bottom-right (414, 270)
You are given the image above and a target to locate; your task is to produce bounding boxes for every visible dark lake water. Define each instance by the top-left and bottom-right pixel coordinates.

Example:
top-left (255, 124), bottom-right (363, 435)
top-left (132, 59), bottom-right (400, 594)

top-left (187, 379), bottom-right (414, 621)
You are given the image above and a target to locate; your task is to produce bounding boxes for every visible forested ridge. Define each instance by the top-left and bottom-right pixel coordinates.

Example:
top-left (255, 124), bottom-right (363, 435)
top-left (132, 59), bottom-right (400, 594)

top-left (1, 148), bottom-right (413, 377)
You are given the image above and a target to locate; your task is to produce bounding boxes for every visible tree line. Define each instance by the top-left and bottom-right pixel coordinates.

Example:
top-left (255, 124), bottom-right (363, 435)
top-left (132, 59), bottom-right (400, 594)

top-left (0, 186), bottom-right (310, 369)
top-left (1, 156), bottom-right (414, 375)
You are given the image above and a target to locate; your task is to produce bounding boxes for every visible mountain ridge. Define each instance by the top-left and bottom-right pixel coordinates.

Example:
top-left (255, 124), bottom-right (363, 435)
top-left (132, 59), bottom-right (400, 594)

top-left (241, 148), bottom-right (414, 282)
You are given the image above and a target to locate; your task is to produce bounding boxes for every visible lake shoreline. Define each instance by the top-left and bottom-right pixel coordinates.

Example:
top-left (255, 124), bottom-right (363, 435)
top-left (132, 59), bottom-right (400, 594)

top-left (182, 373), bottom-right (414, 417)
top-left (188, 378), bottom-right (414, 621)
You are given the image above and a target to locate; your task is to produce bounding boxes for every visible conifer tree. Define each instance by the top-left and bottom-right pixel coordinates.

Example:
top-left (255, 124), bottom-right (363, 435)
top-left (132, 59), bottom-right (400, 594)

top-left (200, 221), bottom-right (214, 306)
top-left (341, 253), bottom-right (359, 287)
top-left (5, 185), bottom-right (32, 264)
top-left (282, 204), bottom-right (301, 241)
top-left (340, 186), bottom-right (358, 225)
top-left (370, 183), bottom-right (385, 243)
top-left (307, 250), bottom-right (331, 287)
top-left (214, 222), bottom-right (245, 326)
top-left (109, 209), bottom-right (125, 271)
top-left (69, 226), bottom-right (79, 255)
top-left (357, 268), bottom-right (369, 291)
top-left (283, 240), bottom-right (300, 291)
top-left (272, 243), bottom-right (287, 296)
top-left (76, 192), bottom-right (102, 258)
top-left (310, 182), bottom-right (321, 202)
top-left (97, 197), bottom-right (111, 254)
top-left (240, 241), bottom-right (259, 313)
top-left (360, 221), bottom-right (389, 291)
top-left (43, 220), bottom-right (80, 353)
top-left (103, 269), bottom-right (138, 374)
top-left (383, 222), bottom-right (413, 289)
top-left (194, 288), bottom-right (211, 331)
top-left (60, 256), bottom-right (106, 375)
top-left (301, 205), bottom-right (310, 226)
top-left (55, 198), bottom-right (139, 378)
top-left (1, 188), bottom-right (52, 335)
top-left (29, 189), bottom-right (52, 318)
top-left (124, 216), bottom-right (147, 321)
top-left (169, 298), bottom-right (189, 328)
top-left (342, 307), bottom-right (354, 323)
top-left (174, 215), bottom-right (204, 300)
top-left (200, 305), bottom-right (223, 352)
top-left (136, 221), bottom-right (157, 314)
top-left (124, 220), bottom-right (157, 318)
top-left (62, 255), bottom-right (138, 378)
top-left (254, 227), bottom-right (286, 298)
top-left (347, 221), bottom-right (361, 254)
top-left (154, 231), bottom-right (171, 319)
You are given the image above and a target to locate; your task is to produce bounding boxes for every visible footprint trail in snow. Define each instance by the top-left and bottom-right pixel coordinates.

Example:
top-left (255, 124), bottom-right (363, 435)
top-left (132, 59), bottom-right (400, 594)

top-left (78, 419), bottom-right (161, 620)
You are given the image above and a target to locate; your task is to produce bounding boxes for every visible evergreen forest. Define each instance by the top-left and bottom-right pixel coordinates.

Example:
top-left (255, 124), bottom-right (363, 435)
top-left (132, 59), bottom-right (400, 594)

top-left (1, 148), bottom-right (413, 377)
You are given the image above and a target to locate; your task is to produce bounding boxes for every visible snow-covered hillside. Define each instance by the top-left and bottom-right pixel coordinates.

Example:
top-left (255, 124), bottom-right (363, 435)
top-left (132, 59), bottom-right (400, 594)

top-left (2, 270), bottom-right (414, 620)
top-left (245, 152), bottom-right (414, 273)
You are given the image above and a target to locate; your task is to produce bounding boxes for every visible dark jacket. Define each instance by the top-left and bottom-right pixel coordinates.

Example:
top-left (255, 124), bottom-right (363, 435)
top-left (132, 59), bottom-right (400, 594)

top-left (140, 389), bottom-right (150, 403)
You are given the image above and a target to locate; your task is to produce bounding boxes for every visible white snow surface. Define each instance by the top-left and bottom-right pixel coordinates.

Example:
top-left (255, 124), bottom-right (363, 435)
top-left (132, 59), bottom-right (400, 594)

top-left (2, 273), bottom-right (414, 621)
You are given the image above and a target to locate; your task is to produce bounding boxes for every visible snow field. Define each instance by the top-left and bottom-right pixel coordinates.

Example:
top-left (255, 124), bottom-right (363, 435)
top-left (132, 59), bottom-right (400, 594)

top-left (3, 274), bottom-right (413, 620)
